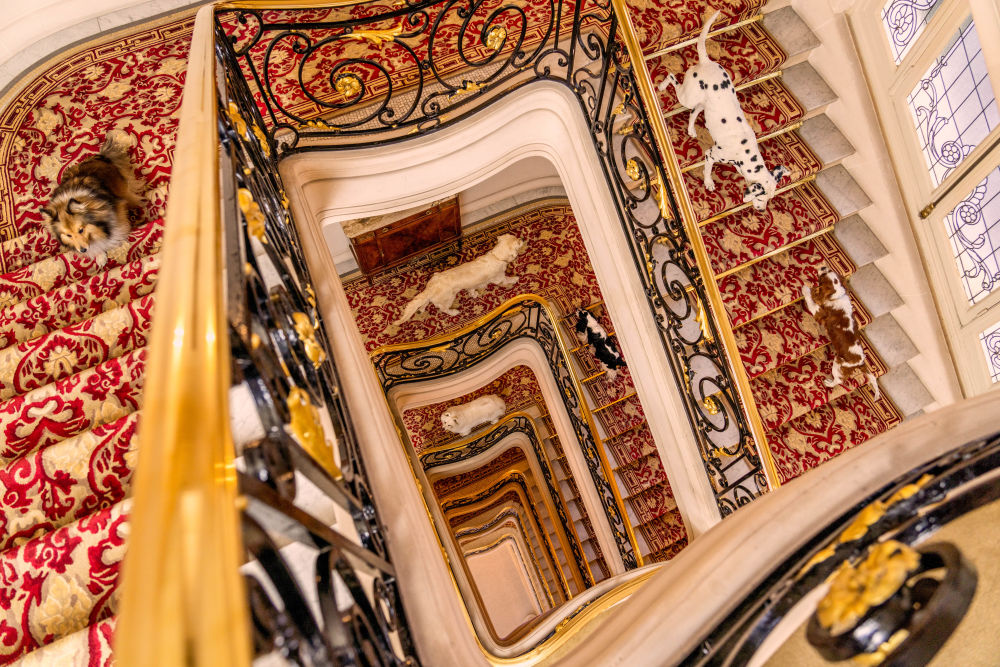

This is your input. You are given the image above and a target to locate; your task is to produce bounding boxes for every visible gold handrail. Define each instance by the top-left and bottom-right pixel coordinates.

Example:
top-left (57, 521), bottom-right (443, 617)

top-left (608, 0), bottom-right (782, 491)
top-left (115, 5), bottom-right (251, 666)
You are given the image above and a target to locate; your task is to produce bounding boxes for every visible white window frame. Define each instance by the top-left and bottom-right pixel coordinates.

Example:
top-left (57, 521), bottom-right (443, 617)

top-left (849, 0), bottom-right (1000, 395)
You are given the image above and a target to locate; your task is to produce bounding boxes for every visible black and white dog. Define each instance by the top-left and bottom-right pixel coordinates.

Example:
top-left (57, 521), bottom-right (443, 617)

top-left (575, 309), bottom-right (626, 379)
top-left (657, 9), bottom-right (786, 210)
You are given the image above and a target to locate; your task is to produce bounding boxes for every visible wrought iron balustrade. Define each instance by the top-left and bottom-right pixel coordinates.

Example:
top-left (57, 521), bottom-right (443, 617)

top-left (215, 0), bottom-right (771, 516)
top-left (218, 25), bottom-right (419, 663)
top-left (372, 295), bottom-right (639, 568)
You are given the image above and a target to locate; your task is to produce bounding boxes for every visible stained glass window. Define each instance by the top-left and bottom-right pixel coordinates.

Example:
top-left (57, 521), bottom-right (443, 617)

top-left (944, 166), bottom-right (1000, 304)
top-left (979, 320), bottom-right (1000, 383)
top-left (881, 0), bottom-right (943, 64)
top-left (907, 19), bottom-right (999, 187)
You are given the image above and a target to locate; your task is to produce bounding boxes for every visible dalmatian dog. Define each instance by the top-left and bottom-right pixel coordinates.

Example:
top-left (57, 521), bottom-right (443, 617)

top-left (657, 9), bottom-right (786, 210)
top-left (393, 234), bottom-right (526, 326)
top-left (575, 309), bottom-right (626, 380)
top-left (801, 268), bottom-right (880, 399)
top-left (441, 395), bottom-right (506, 437)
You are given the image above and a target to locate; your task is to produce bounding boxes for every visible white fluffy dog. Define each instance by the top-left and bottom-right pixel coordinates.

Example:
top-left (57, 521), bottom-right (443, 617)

top-left (658, 9), bottom-right (786, 210)
top-left (393, 234), bottom-right (526, 325)
top-left (441, 395), bottom-right (506, 436)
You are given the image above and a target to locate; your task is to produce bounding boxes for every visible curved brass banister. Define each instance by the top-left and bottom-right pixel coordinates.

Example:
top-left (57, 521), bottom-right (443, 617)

top-left (115, 5), bottom-right (251, 665)
top-left (608, 0), bottom-right (782, 491)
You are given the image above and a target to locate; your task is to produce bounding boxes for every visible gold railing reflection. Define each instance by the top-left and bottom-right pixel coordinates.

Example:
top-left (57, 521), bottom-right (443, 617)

top-left (609, 0), bottom-right (782, 491)
top-left (115, 5), bottom-right (250, 665)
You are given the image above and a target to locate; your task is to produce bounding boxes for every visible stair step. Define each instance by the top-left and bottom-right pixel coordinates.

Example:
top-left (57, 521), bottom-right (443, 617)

top-left (628, 480), bottom-right (678, 526)
top-left (0, 501), bottom-right (129, 663)
top-left (0, 219), bottom-right (164, 308)
top-left (702, 180), bottom-right (839, 276)
top-left (767, 385), bottom-right (902, 483)
top-left (685, 131), bottom-right (822, 223)
top-left (594, 394), bottom-right (645, 437)
top-left (646, 535), bottom-right (690, 563)
top-left (0, 253), bottom-right (159, 350)
top-left (761, 6), bottom-right (820, 64)
top-left (648, 19), bottom-right (782, 108)
top-left (0, 412), bottom-right (139, 552)
top-left (752, 337), bottom-right (887, 431)
top-left (671, 78), bottom-right (805, 170)
top-left (580, 365), bottom-right (635, 407)
top-left (13, 616), bottom-right (116, 666)
top-left (0, 294), bottom-right (154, 400)
top-left (616, 452), bottom-right (667, 498)
top-left (720, 235), bottom-right (856, 327)
top-left (635, 507), bottom-right (686, 554)
top-left (0, 348), bottom-right (146, 463)
top-left (605, 425), bottom-right (658, 468)
top-left (736, 291), bottom-right (872, 379)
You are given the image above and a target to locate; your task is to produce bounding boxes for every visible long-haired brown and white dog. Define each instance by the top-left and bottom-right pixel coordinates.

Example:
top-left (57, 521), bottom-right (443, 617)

top-left (41, 131), bottom-right (142, 266)
top-left (802, 268), bottom-right (880, 399)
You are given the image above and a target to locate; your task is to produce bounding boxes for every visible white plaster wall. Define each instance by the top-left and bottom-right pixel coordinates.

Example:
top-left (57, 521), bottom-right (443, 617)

top-left (0, 0), bottom-right (207, 95)
top-left (280, 81), bottom-right (722, 664)
top-left (763, 0), bottom-right (963, 408)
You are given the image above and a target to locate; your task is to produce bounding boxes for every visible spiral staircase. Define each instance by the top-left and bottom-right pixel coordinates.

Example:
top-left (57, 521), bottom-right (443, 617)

top-left (0, 1), bottom-right (940, 663)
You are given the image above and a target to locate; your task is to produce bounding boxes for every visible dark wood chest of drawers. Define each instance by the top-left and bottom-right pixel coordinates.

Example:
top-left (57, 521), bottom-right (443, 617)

top-left (349, 198), bottom-right (461, 276)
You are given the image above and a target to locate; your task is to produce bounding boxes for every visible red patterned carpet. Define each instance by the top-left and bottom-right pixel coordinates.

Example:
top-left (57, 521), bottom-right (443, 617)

top-left (645, 2), bottom-right (902, 485)
top-left (0, 14), bottom-right (192, 664)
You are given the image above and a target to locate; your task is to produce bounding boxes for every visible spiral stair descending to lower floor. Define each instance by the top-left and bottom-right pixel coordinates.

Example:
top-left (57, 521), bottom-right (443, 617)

top-left (0, 15), bottom-right (192, 665)
top-left (0, 0), bottom-right (941, 663)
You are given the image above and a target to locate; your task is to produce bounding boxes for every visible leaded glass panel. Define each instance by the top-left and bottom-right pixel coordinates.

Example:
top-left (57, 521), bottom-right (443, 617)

top-left (881, 0), bottom-right (943, 64)
top-left (907, 19), bottom-right (999, 187)
top-left (944, 165), bottom-right (1000, 304)
top-left (979, 320), bottom-right (1000, 383)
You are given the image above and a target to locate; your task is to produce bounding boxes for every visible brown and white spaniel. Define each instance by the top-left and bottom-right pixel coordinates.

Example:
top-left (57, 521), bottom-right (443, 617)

top-left (801, 268), bottom-right (880, 399)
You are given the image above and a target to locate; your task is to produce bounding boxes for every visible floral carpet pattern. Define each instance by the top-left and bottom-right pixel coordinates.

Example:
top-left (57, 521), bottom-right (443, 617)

top-left (0, 13), bottom-right (191, 664)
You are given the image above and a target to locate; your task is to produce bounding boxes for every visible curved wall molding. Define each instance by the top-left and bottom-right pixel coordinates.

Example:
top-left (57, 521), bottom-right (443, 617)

top-left (281, 81), bottom-right (721, 664)
top-left (0, 0), bottom-right (205, 98)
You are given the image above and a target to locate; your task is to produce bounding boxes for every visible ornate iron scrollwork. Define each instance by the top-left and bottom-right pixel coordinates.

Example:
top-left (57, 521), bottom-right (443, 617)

top-left (215, 0), bottom-right (770, 517)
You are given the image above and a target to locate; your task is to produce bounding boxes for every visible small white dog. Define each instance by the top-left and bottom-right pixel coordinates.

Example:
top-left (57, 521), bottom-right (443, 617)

top-left (393, 234), bottom-right (526, 325)
top-left (658, 9), bottom-right (786, 210)
top-left (441, 395), bottom-right (506, 436)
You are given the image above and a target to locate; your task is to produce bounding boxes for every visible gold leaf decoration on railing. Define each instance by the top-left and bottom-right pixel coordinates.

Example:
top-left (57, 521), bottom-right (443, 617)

top-left (625, 158), bottom-right (641, 182)
top-left (335, 73), bottom-right (363, 99)
top-left (695, 298), bottom-right (714, 342)
top-left (486, 26), bottom-right (506, 50)
top-left (702, 395), bottom-right (721, 415)
top-left (345, 25), bottom-right (403, 47)
top-left (799, 474), bottom-right (933, 573)
top-left (237, 188), bottom-right (267, 243)
top-left (816, 540), bottom-right (920, 636)
top-left (450, 80), bottom-right (486, 99)
top-left (226, 101), bottom-right (248, 139)
top-left (648, 169), bottom-right (672, 221)
top-left (287, 386), bottom-right (342, 479)
top-left (292, 311), bottom-right (327, 367)
top-left (251, 123), bottom-right (270, 157)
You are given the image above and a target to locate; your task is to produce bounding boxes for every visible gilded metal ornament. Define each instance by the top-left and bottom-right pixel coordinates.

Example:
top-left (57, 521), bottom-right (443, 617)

top-left (335, 73), bottom-right (363, 99)
top-left (485, 26), bottom-right (506, 50)
top-left (286, 386), bottom-right (341, 480)
top-left (292, 311), bottom-right (327, 367)
top-left (237, 188), bottom-right (267, 243)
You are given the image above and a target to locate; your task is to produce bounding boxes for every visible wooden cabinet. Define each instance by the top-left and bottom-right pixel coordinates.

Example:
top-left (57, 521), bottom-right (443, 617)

top-left (349, 198), bottom-right (461, 276)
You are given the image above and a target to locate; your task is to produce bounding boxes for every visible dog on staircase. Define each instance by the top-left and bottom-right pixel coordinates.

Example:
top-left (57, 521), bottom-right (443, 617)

top-left (40, 130), bottom-right (142, 266)
top-left (575, 309), bottom-right (626, 380)
top-left (657, 9), bottom-right (786, 210)
top-left (393, 234), bottom-right (526, 325)
top-left (802, 268), bottom-right (880, 399)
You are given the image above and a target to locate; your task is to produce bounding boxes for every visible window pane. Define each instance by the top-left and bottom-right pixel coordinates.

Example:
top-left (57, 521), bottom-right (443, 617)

top-left (980, 320), bottom-right (1000, 383)
top-left (881, 0), bottom-right (943, 64)
top-left (944, 165), bottom-right (1000, 304)
top-left (907, 19), bottom-right (1000, 187)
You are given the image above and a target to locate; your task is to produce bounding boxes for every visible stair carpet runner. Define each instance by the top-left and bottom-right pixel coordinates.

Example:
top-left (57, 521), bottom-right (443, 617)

top-left (558, 305), bottom-right (688, 564)
top-left (632, 1), bottom-right (902, 484)
top-left (0, 15), bottom-right (191, 665)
